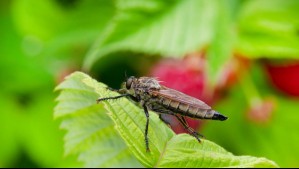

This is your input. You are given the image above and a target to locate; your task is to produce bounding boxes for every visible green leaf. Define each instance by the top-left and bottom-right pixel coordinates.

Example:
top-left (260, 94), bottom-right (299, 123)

top-left (84, 0), bottom-right (217, 69)
top-left (237, 0), bottom-right (299, 58)
top-left (54, 72), bottom-right (142, 168)
top-left (55, 72), bottom-right (279, 168)
top-left (157, 135), bottom-right (277, 168)
top-left (237, 34), bottom-right (299, 59)
top-left (83, 0), bottom-right (239, 86)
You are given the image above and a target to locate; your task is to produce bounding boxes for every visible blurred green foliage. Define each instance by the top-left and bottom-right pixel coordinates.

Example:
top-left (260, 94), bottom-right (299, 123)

top-left (0, 0), bottom-right (299, 167)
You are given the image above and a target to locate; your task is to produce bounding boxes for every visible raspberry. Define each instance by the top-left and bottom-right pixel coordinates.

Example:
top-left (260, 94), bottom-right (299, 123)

top-left (150, 54), bottom-right (208, 133)
top-left (264, 60), bottom-right (299, 97)
top-left (151, 56), bottom-right (208, 102)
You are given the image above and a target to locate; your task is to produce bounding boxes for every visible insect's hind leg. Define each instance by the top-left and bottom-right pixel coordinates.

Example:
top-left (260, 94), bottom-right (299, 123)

top-left (180, 116), bottom-right (205, 138)
top-left (175, 115), bottom-right (204, 142)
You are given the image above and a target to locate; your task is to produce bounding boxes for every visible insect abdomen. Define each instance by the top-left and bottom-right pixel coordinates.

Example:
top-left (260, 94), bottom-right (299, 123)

top-left (181, 105), bottom-right (212, 119)
top-left (160, 98), bottom-right (207, 119)
top-left (160, 97), bottom-right (227, 120)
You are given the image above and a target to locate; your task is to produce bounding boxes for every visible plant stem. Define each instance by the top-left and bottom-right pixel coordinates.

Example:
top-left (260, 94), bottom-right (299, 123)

top-left (240, 70), bottom-right (262, 106)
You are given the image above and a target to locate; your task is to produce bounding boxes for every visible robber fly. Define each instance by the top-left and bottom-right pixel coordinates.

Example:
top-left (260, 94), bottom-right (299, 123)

top-left (97, 76), bottom-right (228, 152)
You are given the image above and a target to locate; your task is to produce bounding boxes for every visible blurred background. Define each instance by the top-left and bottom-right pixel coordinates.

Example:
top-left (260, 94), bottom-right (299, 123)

top-left (1, 0), bottom-right (299, 167)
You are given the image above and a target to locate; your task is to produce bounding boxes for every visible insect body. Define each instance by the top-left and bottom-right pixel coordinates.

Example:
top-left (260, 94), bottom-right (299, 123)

top-left (97, 76), bottom-right (228, 152)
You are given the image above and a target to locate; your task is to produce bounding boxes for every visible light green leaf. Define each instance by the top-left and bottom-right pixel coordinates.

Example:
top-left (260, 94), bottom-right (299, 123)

top-left (84, 0), bottom-right (217, 69)
top-left (237, 0), bottom-right (299, 58)
top-left (237, 34), bottom-right (299, 59)
top-left (54, 72), bottom-right (141, 168)
top-left (55, 72), bottom-right (279, 168)
top-left (157, 135), bottom-right (277, 168)
top-left (84, 0), bottom-right (239, 86)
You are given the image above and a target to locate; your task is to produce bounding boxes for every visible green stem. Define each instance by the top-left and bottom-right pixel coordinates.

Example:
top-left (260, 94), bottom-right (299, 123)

top-left (240, 71), bottom-right (262, 106)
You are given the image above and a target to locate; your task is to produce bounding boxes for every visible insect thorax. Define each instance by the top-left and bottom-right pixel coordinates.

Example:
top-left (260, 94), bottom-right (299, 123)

top-left (137, 77), bottom-right (161, 89)
top-left (129, 77), bottom-right (161, 101)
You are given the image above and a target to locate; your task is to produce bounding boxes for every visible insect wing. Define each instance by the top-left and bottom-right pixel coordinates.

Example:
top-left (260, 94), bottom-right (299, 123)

top-left (151, 86), bottom-right (211, 110)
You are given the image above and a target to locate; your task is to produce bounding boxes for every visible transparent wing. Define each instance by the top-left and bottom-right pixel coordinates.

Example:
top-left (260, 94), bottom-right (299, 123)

top-left (151, 86), bottom-right (211, 110)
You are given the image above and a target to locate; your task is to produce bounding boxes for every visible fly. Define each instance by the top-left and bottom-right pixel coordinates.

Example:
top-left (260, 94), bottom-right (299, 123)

top-left (97, 76), bottom-right (228, 152)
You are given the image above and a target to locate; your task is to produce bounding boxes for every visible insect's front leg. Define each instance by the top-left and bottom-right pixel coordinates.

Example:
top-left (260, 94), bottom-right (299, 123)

top-left (142, 103), bottom-right (150, 152)
top-left (97, 87), bottom-right (139, 103)
top-left (96, 94), bottom-right (132, 103)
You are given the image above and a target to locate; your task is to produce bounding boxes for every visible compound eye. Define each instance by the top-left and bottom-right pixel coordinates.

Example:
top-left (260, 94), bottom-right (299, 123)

top-left (126, 76), bottom-right (135, 89)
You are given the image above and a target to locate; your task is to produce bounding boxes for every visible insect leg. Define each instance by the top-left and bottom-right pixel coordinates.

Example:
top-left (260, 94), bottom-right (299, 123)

top-left (175, 115), bottom-right (204, 142)
top-left (181, 116), bottom-right (205, 138)
top-left (150, 105), bottom-right (204, 139)
top-left (143, 105), bottom-right (150, 152)
top-left (96, 94), bottom-right (132, 103)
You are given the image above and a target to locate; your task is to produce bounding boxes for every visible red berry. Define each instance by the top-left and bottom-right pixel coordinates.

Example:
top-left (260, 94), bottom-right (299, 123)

top-left (150, 54), bottom-right (208, 133)
top-left (151, 55), bottom-right (209, 102)
top-left (264, 60), bottom-right (299, 97)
